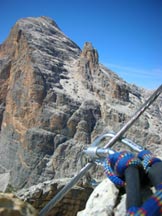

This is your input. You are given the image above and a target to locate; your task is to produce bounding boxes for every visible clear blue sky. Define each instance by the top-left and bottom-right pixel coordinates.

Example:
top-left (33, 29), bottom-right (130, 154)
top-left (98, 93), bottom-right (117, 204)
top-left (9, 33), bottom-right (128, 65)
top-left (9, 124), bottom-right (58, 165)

top-left (1, 0), bottom-right (162, 89)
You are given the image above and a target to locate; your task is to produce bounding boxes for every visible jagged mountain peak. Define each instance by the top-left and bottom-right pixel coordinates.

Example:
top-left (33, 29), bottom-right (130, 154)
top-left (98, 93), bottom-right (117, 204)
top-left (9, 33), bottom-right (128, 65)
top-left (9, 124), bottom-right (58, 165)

top-left (1, 16), bottom-right (81, 63)
top-left (17, 16), bottom-right (61, 30)
top-left (15, 16), bottom-right (72, 45)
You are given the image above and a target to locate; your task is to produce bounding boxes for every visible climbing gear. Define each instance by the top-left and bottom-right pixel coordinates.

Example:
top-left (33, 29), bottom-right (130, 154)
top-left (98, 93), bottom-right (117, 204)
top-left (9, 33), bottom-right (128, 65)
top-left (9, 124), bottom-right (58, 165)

top-left (125, 166), bottom-right (142, 210)
top-left (148, 162), bottom-right (162, 189)
top-left (104, 150), bottom-right (143, 209)
top-left (126, 161), bottom-right (162, 216)
top-left (81, 133), bottom-right (144, 187)
top-left (39, 84), bottom-right (162, 216)
top-left (103, 151), bottom-right (142, 187)
top-left (104, 150), bottom-right (162, 215)
top-left (127, 183), bottom-right (162, 215)
top-left (138, 150), bottom-right (162, 172)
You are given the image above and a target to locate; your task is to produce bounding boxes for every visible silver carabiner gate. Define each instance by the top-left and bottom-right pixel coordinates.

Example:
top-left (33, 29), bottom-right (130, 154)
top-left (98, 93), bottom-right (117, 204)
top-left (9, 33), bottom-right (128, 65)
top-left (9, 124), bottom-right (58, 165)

top-left (82, 132), bottom-right (144, 160)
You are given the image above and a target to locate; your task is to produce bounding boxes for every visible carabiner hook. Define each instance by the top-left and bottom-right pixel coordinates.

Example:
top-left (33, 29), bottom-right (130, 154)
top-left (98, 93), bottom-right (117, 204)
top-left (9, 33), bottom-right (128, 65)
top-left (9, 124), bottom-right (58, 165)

top-left (91, 132), bottom-right (144, 153)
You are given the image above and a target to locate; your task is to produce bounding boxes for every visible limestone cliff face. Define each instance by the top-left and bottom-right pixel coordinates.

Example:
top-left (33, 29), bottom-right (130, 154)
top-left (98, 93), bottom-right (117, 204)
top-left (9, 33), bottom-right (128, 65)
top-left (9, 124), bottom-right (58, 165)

top-left (0, 16), bottom-right (161, 191)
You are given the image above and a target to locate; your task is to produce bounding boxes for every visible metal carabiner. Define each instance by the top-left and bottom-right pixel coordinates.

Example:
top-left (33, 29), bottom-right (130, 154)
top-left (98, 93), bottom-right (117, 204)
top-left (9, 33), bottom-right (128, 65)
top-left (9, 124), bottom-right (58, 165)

top-left (82, 132), bottom-right (144, 160)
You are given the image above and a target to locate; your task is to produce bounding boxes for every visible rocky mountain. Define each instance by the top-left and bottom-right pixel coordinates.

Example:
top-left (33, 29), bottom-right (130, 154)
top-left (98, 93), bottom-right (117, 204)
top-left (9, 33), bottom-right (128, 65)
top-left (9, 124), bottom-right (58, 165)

top-left (0, 16), bottom-right (162, 215)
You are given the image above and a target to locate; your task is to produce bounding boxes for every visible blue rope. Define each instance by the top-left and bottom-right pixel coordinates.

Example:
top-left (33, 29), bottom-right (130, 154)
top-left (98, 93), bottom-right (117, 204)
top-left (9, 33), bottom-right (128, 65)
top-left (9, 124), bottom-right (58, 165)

top-left (103, 151), bottom-right (141, 187)
top-left (102, 150), bottom-right (162, 215)
top-left (127, 183), bottom-right (162, 216)
top-left (138, 150), bottom-right (162, 172)
top-left (103, 157), bottom-right (125, 187)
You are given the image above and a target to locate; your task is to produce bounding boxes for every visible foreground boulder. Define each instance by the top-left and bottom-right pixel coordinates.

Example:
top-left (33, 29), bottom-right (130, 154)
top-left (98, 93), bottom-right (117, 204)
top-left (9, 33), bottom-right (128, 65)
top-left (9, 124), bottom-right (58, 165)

top-left (77, 178), bottom-right (120, 216)
top-left (17, 178), bottom-right (93, 216)
top-left (0, 193), bottom-right (37, 216)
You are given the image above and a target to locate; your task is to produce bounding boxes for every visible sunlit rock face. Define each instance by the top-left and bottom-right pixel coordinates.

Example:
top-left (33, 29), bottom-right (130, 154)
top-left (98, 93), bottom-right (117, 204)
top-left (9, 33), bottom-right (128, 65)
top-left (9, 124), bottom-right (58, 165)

top-left (0, 16), bottom-right (161, 190)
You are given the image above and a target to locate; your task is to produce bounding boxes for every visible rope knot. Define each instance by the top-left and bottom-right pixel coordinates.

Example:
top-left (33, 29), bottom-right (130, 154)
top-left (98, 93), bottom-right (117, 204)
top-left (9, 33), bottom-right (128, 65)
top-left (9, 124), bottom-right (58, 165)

top-left (103, 151), bottom-right (141, 187)
top-left (110, 151), bottom-right (141, 177)
top-left (138, 150), bottom-right (162, 172)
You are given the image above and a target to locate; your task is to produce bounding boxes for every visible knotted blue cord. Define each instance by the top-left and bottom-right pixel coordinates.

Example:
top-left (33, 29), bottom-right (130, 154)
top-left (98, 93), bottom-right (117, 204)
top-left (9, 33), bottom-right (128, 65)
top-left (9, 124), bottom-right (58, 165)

top-left (138, 150), bottom-right (162, 172)
top-left (102, 150), bottom-right (162, 215)
top-left (103, 151), bottom-right (141, 187)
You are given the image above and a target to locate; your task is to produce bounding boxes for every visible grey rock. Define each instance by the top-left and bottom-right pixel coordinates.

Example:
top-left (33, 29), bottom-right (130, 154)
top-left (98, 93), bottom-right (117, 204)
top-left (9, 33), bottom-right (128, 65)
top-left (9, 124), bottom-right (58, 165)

top-left (17, 178), bottom-right (93, 216)
top-left (77, 178), bottom-right (119, 216)
top-left (0, 172), bottom-right (10, 192)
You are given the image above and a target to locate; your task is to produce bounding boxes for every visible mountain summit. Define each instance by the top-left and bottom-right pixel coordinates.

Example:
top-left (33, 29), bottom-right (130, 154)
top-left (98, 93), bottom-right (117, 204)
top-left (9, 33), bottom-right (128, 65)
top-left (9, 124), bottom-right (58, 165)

top-left (0, 17), bottom-right (161, 189)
